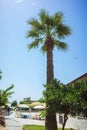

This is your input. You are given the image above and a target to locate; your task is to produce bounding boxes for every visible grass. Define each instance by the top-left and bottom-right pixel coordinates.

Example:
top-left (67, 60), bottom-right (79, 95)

top-left (23, 125), bottom-right (71, 130)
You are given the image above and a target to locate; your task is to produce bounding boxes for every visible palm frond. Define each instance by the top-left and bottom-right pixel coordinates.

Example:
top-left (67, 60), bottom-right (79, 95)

top-left (39, 9), bottom-right (48, 24)
top-left (27, 38), bottom-right (43, 50)
top-left (54, 40), bottom-right (68, 50)
top-left (39, 9), bottom-right (52, 29)
top-left (27, 18), bottom-right (46, 30)
top-left (26, 29), bottom-right (39, 38)
top-left (5, 85), bottom-right (14, 93)
top-left (27, 18), bottom-right (46, 38)
top-left (40, 45), bottom-right (46, 54)
top-left (4, 92), bottom-right (14, 97)
top-left (27, 18), bottom-right (39, 27)
top-left (53, 12), bottom-right (64, 25)
top-left (56, 23), bottom-right (71, 39)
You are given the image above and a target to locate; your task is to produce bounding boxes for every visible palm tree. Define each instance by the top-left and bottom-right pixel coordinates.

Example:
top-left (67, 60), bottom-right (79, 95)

top-left (26, 9), bottom-right (71, 130)
top-left (0, 85), bottom-right (14, 107)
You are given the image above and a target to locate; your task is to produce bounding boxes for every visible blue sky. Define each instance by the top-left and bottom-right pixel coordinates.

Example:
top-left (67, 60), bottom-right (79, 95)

top-left (0, 0), bottom-right (87, 103)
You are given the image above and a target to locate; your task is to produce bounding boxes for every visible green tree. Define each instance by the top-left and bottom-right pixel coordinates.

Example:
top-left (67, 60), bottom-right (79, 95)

top-left (44, 79), bottom-right (69, 130)
top-left (44, 79), bottom-right (87, 130)
top-left (72, 81), bottom-right (87, 117)
top-left (20, 97), bottom-right (32, 104)
top-left (11, 100), bottom-right (17, 107)
top-left (38, 97), bottom-right (45, 103)
top-left (26, 9), bottom-right (71, 130)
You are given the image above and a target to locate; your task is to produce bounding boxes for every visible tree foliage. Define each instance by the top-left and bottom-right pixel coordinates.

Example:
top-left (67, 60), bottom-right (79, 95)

top-left (20, 97), bottom-right (32, 104)
top-left (11, 100), bottom-right (17, 107)
top-left (43, 79), bottom-right (87, 130)
top-left (38, 97), bottom-right (45, 103)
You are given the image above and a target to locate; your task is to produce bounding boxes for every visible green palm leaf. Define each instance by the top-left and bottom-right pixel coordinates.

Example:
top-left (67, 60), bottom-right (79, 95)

top-left (54, 40), bottom-right (68, 50)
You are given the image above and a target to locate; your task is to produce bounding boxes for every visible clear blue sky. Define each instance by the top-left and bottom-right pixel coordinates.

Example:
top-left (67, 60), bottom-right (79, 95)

top-left (0, 0), bottom-right (87, 103)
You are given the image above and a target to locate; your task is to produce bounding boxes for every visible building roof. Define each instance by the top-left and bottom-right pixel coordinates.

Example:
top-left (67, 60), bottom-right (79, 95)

top-left (67, 73), bottom-right (87, 85)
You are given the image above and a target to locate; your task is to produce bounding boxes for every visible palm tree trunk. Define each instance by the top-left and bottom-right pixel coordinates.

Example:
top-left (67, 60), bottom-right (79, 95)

top-left (45, 110), bottom-right (57, 130)
top-left (45, 46), bottom-right (57, 130)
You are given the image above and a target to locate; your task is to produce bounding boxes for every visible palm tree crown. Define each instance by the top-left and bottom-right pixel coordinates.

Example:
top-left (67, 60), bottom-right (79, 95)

top-left (26, 9), bottom-right (71, 52)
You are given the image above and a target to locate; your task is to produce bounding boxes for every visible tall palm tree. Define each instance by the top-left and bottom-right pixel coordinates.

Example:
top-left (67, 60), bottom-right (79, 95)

top-left (26, 9), bottom-right (71, 130)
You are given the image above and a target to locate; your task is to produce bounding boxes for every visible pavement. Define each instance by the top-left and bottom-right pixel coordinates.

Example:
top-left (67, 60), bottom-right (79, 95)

top-left (4, 119), bottom-right (22, 130)
top-left (2, 111), bottom-right (87, 130)
top-left (3, 112), bottom-right (23, 130)
top-left (3, 111), bottom-right (45, 130)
